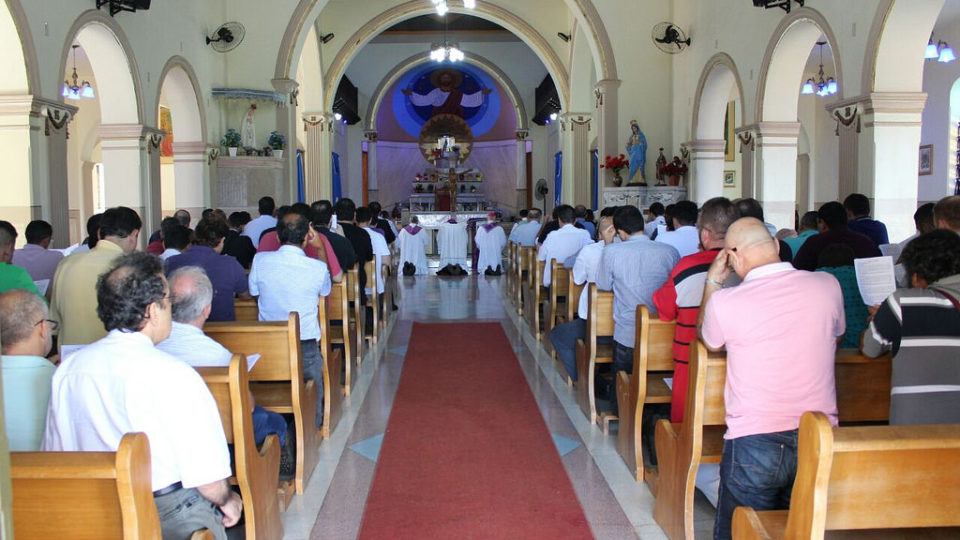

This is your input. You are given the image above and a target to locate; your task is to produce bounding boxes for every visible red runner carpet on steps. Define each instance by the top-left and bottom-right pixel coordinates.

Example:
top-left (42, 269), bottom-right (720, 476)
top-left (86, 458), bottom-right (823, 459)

top-left (358, 322), bottom-right (593, 539)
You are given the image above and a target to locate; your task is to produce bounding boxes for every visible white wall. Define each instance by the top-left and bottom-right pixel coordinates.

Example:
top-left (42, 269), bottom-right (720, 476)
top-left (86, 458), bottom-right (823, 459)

top-left (920, 58), bottom-right (960, 202)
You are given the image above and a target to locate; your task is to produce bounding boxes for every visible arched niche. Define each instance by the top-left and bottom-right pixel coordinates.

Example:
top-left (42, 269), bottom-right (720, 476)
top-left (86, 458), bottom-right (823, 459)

top-left (690, 53), bottom-right (746, 203)
top-left (0, 0), bottom-right (37, 94)
top-left (868, 0), bottom-right (945, 93)
top-left (156, 57), bottom-right (207, 218)
top-left (156, 57), bottom-right (205, 143)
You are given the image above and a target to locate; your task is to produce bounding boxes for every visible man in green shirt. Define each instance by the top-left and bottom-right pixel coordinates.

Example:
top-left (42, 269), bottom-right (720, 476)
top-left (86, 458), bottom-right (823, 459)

top-left (0, 221), bottom-right (41, 297)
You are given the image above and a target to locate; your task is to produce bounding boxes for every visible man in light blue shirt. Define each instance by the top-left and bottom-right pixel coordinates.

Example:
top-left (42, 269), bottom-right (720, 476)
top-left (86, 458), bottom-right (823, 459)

top-left (508, 208), bottom-right (542, 247)
top-left (783, 211), bottom-right (819, 258)
top-left (0, 289), bottom-right (55, 450)
top-left (597, 205), bottom-right (679, 377)
top-left (249, 209), bottom-right (331, 427)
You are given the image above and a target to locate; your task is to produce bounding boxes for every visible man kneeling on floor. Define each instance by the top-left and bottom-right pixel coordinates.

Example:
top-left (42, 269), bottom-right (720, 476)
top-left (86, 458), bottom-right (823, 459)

top-left (158, 265), bottom-right (294, 478)
top-left (43, 252), bottom-right (242, 540)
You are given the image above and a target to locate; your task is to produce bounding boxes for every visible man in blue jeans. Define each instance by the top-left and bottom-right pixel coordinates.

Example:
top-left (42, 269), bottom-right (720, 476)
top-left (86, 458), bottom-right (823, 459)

top-left (698, 217), bottom-right (844, 540)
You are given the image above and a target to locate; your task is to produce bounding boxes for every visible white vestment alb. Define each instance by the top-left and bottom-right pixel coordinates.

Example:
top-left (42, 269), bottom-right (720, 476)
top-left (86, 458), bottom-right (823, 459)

top-left (398, 227), bottom-right (430, 276)
top-left (437, 221), bottom-right (468, 268)
top-left (475, 224), bottom-right (506, 272)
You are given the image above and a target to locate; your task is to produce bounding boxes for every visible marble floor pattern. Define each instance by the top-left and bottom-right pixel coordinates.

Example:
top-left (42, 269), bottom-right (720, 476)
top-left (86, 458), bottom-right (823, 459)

top-left (279, 274), bottom-right (716, 539)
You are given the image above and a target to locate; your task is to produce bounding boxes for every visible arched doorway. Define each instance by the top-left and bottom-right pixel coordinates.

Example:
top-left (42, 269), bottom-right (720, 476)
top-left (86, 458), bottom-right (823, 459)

top-left (691, 53), bottom-right (745, 204)
top-left (157, 58), bottom-right (206, 224)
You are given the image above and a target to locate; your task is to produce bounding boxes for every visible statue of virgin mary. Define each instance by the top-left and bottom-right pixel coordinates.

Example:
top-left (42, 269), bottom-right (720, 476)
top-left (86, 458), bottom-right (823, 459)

top-left (626, 120), bottom-right (647, 182)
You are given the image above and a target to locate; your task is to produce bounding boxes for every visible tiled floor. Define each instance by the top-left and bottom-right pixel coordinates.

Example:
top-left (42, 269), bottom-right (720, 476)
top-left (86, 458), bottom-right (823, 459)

top-left (279, 274), bottom-right (717, 539)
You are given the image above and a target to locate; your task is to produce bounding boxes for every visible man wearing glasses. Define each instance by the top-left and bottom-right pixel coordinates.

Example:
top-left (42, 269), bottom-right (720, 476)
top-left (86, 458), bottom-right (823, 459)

top-left (0, 289), bottom-right (56, 451)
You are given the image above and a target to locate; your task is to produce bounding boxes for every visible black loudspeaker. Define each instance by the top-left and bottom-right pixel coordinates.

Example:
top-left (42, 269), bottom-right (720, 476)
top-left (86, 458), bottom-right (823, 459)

top-left (97, 0), bottom-right (150, 15)
top-left (127, 0), bottom-right (151, 8)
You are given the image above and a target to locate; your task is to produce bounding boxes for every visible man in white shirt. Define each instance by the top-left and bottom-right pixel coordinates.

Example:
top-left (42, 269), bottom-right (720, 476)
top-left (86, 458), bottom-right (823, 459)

top-left (398, 216), bottom-right (430, 276)
top-left (644, 202), bottom-right (666, 238)
top-left (509, 209), bottom-right (542, 247)
top-left (357, 207), bottom-right (391, 295)
top-left (249, 208), bottom-right (331, 426)
top-left (475, 212), bottom-right (507, 275)
top-left (241, 196), bottom-right (278, 244)
top-left (538, 205), bottom-right (592, 287)
top-left (548, 215), bottom-right (616, 380)
top-left (158, 266), bottom-right (289, 453)
top-left (12, 220), bottom-right (63, 284)
top-left (655, 200), bottom-right (700, 257)
top-left (437, 214), bottom-right (468, 273)
top-left (43, 252), bottom-right (241, 540)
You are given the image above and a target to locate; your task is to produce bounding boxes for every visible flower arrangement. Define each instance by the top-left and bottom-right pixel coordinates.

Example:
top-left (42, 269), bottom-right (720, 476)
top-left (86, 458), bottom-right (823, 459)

top-left (267, 130), bottom-right (286, 150)
top-left (600, 154), bottom-right (630, 175)
top-left (220, 128), bottom-right (241, 148)
top-left (662, 156), bottom-right (688, 177)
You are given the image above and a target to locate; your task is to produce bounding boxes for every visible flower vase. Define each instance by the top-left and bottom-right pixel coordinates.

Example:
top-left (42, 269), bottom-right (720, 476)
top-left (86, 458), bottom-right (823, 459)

top-left (668, 174), bottom-right (680, 186)
top-left (612, 172), bottom-right (623, 187)
top-left (228, 147), bottom-right (238, 157)
top-left (274, 149), bottom-right (283, 159)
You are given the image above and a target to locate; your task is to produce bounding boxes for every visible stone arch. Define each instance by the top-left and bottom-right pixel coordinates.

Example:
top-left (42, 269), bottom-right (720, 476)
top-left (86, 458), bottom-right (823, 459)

top-left (61, 11), bottom-right (143, 124)
top-left (156, 56), bottom-right (205, 142)
top-left (561, 0), bottom-right (617, 81)
top-left (321, 1), bottom-right (570, 112)
top-left (867, 0), bottom-right (944, 93)
top-left (567, 19), bottom-right (596, 112)
top-left (362, 52), bottom-right (528, 132)
top-left (756, 7), bottom-right (843, 123)
top-left (156, 56), bottom-right (207, 219)
top-left (0, 0), bottom-right (38, 94)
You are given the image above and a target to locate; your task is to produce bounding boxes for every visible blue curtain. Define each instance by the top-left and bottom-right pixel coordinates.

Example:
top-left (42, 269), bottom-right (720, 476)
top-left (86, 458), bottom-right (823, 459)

top-left (554, 151), bottom-right (562, 207)
top-left (331, 152), bottom-right (342, 203)
top-left (591, 149), bottom-right (599, 211)
top-left (296, 149), bottom-right (305, 203)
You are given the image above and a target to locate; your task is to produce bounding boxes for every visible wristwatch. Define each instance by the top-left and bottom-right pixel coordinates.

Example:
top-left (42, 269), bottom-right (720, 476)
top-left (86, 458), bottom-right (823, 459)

top-left (705, 277), bottom-right (724, 289)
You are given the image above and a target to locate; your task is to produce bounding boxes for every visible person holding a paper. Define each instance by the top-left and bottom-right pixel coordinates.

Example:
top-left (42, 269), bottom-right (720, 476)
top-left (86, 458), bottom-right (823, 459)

top-left (861, 229), bottom-right (960, 425)
top-left (157, 266), bottom-right (290, 460)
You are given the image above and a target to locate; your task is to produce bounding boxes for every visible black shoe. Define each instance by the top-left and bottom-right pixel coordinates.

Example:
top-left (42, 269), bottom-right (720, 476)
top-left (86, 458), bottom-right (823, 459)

top-left (279, 424), bottom-right (296, 481)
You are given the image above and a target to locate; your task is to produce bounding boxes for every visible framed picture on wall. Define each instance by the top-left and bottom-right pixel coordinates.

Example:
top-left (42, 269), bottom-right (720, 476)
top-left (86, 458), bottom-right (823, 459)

top-left (159, 106), bottom-right (174, 164)
top-left (723, 170), bottom-right (736, 188)
top-left (919, 144), bottom-right (933, 176)
top-left (724, 101), bottom-right (736, 162)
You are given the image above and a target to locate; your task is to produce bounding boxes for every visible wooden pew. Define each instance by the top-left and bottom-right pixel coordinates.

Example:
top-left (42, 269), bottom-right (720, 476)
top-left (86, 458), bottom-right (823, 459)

top-left (364, 260), bottom-right (379, 345)
top-left (616, 305), bottom-right (675, 483)
top-left (204, 314), bottom-right (320, 495)
top-left (196, 354), bottom-right (284, 537)
top-left (345, 266), bottom-right (365, 364)
top-left (574, 284), bottom-right (615, 424)
top-left (515, 246), bottom-right (534, 315)
top-left (11, 432), bottom-right (214, 539)
top-left (326, 279), bottom-right (358, 396)
top-left (524, 258), bottom-right (546, 340)
top-left (235, 297), bottom-right (258, 322)
top-left (506, 242), bottom-right (518, 302)
top-left (545, 261), bottom-right (571, 355)
top-left (733, 411), bottom-right (960, 539)
top-left (317, 292), bottom-right (344, 438)
top-left (652, 342), bottom-right (894, 540)
top-left (567, 270), bottom-right (585, 325)
top-left (380, 263), bottom-right (393, 332)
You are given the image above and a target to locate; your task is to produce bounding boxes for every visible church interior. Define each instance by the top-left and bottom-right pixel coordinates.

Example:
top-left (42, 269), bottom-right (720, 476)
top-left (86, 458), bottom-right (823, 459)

top-left (0, 0), bottom-right (959, 538)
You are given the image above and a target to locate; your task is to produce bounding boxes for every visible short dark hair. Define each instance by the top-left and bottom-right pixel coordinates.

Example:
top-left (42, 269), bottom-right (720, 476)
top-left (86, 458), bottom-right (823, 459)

top-left (649, 202), bottom-right (665, 217)
top-left (368, 201), bottom-right (382, 215)
top-left (86, 213), bottom-right (102, 248)
top-left (314, 208), bottom-right (333, 227)
top-left (663, 204), bottom-right (676, 231)
top-left (901, 229), bottom-right (960, 285)
top-left (574, 205), bottom-right (587, 219)
top-left (818, 201), bottom-right (848, 230)
top-left (290, 202), bottom-right (312, 219)
top-left (159, 217), bottom-right (180, 239)
top-left (163, 225), bottom-right (191, 251)
top-left (527, 209), bottom-right (542, 220)
top-left (335, 198), bottom-right (356, 221)
top-left (613, 205), bottom-right (644, 235)
top-left (914, 202), bottom-right (935, 234)
top-left (934, 195), bottom-right (960, 230)
top-left (201, 208), bottom-right (214, 220)
top-left (843, 193), bottom-right (871, 217)
top-left (258, 196), bottom-right (276, 216)
top-left (355, 207), bottom-right (373, 224)
top-left (173, 209), bottom-right (191, 227)
top-left (0, 221), bottom-right (16, 248)
top-left (673, 201), bottom-right (699, 226)
top-left (698, 198), bottom-right (737, 236)
top-left (24, 220), bottom-right (53, 245)
top-left (98, 207), bottom-right (142, 239)
top-left (734, 198), bottom-right (765, 222)
top-left (600, 206), bottom-right (618, 218)
top-left (800, 211), bottom-right (819, 231)
top-left (518, 209), bottom-right (529, 219)
top-left (555, 204), bottom-right (575, 224)
top-left (278, 212), bottom-right (309, 246)
top-left (96, 252), bottom-right (166, 332)
top-left (194, 215), bottom-right (229, 248)
top-left (228, 211), bottom-right (249, 229)
top-left (817, 243), bottom-right (855, 268)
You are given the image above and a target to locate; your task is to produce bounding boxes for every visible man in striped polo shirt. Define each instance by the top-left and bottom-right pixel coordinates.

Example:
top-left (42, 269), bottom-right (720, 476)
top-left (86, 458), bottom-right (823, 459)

top-left (653, 197), bottom-right (739, 423)
top-left (862, 229), bottom-right (960, 425)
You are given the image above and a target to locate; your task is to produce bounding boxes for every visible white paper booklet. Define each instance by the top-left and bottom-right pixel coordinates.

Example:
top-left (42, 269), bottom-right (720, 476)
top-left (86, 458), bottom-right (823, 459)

top-left (854, 256), bottom-right (896, 306)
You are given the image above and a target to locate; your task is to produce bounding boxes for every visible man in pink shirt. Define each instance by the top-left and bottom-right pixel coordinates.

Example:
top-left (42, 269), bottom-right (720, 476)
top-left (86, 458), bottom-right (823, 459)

top-left (698, 217), bottom-right (844, 540)
top-left (258, 203), bottom-right (343, 283)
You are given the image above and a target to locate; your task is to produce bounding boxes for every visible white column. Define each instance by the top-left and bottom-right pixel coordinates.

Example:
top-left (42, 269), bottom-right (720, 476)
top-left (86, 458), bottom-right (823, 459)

top-left (99, 124), bottom-right (165, 242)
top-left (515, 130), bottom-right (529, 212)
top-left (364, 131), bottom-right (378, 204)
top-left (686, 139), bottom-right (726, 204)
top-left (858, 93), bottom-right (927, 242)
top-left (272, 79), bottom-right (299, 201)
top-left (172, 140), bottom-right (207, 218)
top-left (752, 122), bottom-right (801, 230)
top-left (302, 112), bottom-right (335, 201)
top-left (594, 79), bottom-right (621, 188)
top-left (561, 112), bottom-right (592, 206)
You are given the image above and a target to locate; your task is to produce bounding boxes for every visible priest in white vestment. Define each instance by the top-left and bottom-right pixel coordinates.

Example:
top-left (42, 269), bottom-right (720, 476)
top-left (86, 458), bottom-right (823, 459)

top-left (398, 217), bottom-right (430, 276)
top-left (437, 214), bottom-right (468, 271)
top-left (475, 212), bottom-right (506, 275)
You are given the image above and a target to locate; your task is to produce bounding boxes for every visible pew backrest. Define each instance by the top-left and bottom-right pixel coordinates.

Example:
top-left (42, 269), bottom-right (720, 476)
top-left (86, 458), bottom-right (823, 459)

top-left (11, 432), bottom-right (161, 540)
top-left (567, 270), bottom-right (584, 323)
top-left (205, 313), bottom-right (301, 383)
top-left (235, 298), bottom-right (258, 322)
top-left (586, 284), bottom-right (615, 349)
top-left (635, 305), bottom-right (676, 374)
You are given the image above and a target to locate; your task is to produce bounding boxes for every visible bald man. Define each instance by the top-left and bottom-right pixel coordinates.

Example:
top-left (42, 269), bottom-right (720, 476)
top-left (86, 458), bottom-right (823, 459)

top-left (697, 217), bottom-right (845, 540)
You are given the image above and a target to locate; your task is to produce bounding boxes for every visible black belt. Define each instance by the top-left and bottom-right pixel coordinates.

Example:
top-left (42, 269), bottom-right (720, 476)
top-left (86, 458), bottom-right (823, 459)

top-left (153, 481), bottom-right (183, 497)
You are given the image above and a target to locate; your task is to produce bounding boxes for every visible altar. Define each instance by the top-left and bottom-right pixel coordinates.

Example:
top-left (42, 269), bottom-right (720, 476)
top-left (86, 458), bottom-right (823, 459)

top-left (400, 210), bottom-right (496, 258)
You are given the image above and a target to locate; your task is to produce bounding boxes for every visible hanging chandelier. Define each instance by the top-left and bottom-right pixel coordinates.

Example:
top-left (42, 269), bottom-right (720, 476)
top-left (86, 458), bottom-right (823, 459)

top-left (62, 45), bottom-right (95, 100)
top-left (430, 0), bottom-right (475, 16)
top-left (801, 41), bottom-right (837, 97)
top-left (428, 4), bottom-right (466, 63)
top-left (925, 34), bottom-right (957, 63)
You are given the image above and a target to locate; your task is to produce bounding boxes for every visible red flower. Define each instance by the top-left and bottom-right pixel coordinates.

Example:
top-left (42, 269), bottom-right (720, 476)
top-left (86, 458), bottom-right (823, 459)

top-left (600, 154), bottom-right (629, 172)
top-left (662, 156), bottom-right (688, 176)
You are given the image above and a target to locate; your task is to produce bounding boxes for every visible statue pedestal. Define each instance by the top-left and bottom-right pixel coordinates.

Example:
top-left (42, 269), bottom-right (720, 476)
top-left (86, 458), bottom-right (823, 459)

top-left (601, 185), bottom-right (688, 209)
top-left (213, 156), bottom-right (289, 213)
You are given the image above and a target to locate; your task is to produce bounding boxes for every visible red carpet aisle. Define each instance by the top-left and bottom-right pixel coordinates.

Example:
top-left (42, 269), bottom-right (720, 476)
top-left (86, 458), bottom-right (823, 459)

top-left (357, 322), bottom-right (594, 539)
